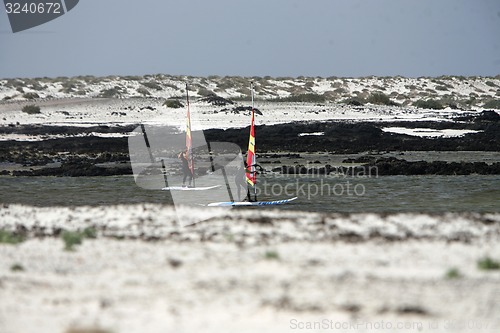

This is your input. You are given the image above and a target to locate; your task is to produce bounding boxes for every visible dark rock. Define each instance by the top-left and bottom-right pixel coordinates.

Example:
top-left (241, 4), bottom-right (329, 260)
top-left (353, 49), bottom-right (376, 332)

top-left (204, 120), bottom-right (500, 153)
top-left (477, 110), bottom-right (500, 121)
top-left (455, 110), bottom-right (500, 122)
top-left (199, 94), bottom-right (234, 106)
top-left (231, 106), bottom-right (263, 115)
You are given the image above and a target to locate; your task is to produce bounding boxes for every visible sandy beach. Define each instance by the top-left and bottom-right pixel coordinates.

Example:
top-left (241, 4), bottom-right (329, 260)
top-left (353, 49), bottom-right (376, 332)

top-left (1, 205), bottom-right (499, 333)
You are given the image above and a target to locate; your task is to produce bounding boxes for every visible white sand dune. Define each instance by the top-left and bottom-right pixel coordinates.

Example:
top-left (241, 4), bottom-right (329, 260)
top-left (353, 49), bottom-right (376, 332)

top-left (2, 74), bottom-right (499, 132)
top-left (1, 76), bottom-right (498, 103)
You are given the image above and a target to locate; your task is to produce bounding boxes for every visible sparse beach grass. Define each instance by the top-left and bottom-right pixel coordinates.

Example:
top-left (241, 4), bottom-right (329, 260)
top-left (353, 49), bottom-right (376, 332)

top-left (61, 227), bottom-right (97, 251)
top-left (10, 263), bottom-right (24, 272)
top-left (21, 104), bottom-right (41, 114)
top-left (478, 256), bottom-right (500, 271)
top-left (445, 267), bottom-right (462, 279)
top-left (61, 231), bottom-right (83, 251)
top-left (264, 250), bottom-right (280, 260)
top-left (0, 230), bottom-right (25, 244)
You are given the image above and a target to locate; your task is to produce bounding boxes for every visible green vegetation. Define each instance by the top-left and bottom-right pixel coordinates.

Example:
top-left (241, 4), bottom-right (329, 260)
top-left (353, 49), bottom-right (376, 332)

top-left (366, 92), bottom-right (397, 106)
top-left (99, 86), bottom-right (125, 98)
top-left (445, 268), bottom-right (462, 279)
top-left (343, 97), bottom-right (365, 106)
top-left (413, 99), bottom-right (444, 110)
top-left (62, 231), bottom-right (83, 251)
top-left (61, 227), bottom-right (97, 251)
top-left (22, 92), bottom-right (40, 99)
top-left (121, 75), bottom-right (142, 81)
top-left (0, 230), bottom-right (25, 244)
top-left (477, 256), bottom-right (500, 271)
top-left (197, 87), bottom-right (214, 97)
top-left (163, 82), bottom-right (178, 90)
top-left (163, 99), bottom-right (184, 108)
top-left (5, 78), bottom-right (25, 89)
top-left (82, 227), bottom-right (97, 239)
top-left (22, 104), bottom-right (41, 114)
top-left (10, 263), bottom-right (24, 272)
top-left (483, 99), bottom-right (500, 109)
top-left (142, 81), bottom-right (162, 91)
top-left (136, 87), bottom-right (151, 96)
top-left (264, 250), bottom-right (280, 260)
top-left (60, 80), bottom-right (83, 93)
top-left (435, 85), bottom-right (449, 91)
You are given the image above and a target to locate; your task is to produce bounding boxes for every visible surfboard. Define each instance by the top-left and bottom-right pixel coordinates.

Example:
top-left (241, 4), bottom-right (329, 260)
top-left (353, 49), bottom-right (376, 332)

top-left (208, 197), bottom-right (298, 207)
top-left (162, 185), bottom-right (220, 191)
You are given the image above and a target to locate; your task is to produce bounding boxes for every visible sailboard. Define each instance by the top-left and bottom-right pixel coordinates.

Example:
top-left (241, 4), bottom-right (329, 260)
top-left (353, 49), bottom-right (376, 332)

top-left (208, 82), bottom-right (297, 207)
top-left (208, 197), bottom-right (297, 207)
top-left (162, 185), bottom-right (220, 191)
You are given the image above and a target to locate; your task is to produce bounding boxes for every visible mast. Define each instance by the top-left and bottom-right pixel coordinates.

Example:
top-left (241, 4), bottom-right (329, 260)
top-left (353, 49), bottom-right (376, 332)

top-left (185, 83), bottom-right (195, 187)
top-left (246, 82), bottom-right (257, 201)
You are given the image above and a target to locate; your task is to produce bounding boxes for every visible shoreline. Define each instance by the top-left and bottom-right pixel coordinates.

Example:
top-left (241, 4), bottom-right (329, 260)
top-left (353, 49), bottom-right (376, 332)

top-left (1, 109), bottom-right (499, 176)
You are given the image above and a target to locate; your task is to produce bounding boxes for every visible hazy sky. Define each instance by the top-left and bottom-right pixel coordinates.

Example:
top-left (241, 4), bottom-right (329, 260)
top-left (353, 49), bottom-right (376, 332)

top-left (1, 0), bottom-right (500, 79)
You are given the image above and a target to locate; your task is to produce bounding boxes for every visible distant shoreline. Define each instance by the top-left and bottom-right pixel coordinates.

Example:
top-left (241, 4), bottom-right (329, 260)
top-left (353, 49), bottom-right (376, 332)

top-left (1, 75), bottom-right (499, 109)
top-left (1, 115), bottom-right (500, 177)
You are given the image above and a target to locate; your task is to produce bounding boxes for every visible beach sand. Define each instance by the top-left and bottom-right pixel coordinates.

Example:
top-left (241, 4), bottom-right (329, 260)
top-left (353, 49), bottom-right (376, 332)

top-left (1, 205), bottom-right (499, 333)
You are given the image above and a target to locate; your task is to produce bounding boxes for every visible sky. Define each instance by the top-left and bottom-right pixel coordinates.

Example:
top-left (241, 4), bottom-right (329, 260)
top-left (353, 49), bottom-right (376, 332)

top-left (1, 0), bottom-right (500, 79)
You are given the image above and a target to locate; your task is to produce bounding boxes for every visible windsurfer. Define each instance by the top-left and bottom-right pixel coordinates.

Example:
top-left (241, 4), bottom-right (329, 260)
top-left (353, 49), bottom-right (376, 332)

top-left (178, 148), bottom-right (193, 187)
top-left (237, 158), bottom-right (264, 202)
top-left (235, 160), bottom-right (250, 201)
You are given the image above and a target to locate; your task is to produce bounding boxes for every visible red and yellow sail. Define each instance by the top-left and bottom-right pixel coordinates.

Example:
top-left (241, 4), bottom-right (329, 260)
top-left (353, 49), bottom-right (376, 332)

top-left (246, 107), bottom-right (256, 186)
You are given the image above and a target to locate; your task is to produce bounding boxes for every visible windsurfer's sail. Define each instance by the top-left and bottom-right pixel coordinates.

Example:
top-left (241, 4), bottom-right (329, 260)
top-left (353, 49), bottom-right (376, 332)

top-left (159, 83), bottom-right (221, 192)
top-left (246, 107), bottom-right (256, 186)
top-left (246, 83), bottom-right (257, 201)
top-left (185, 84), bottom-right (195, 185)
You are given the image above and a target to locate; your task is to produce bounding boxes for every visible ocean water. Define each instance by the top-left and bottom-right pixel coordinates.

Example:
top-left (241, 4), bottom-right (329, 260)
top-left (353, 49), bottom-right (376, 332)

top-left (1, 174), bottom-right (499, 213)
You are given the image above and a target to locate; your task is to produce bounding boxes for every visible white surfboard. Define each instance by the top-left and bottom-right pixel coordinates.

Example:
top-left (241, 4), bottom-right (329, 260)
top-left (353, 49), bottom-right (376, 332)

top-left (162, 185), bottom-right (221, 191)
top-left (208, 197), bottom-right (298, 207)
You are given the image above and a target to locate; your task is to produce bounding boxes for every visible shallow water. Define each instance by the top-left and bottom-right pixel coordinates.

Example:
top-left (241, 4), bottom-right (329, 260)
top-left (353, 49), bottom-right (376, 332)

top-left (1, 174), bottom-right (499, 213)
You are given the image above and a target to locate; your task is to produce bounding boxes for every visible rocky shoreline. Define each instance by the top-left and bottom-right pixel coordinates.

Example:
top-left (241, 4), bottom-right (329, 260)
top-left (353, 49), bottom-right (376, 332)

top-left (1, 111), bottom-right (499, 177)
